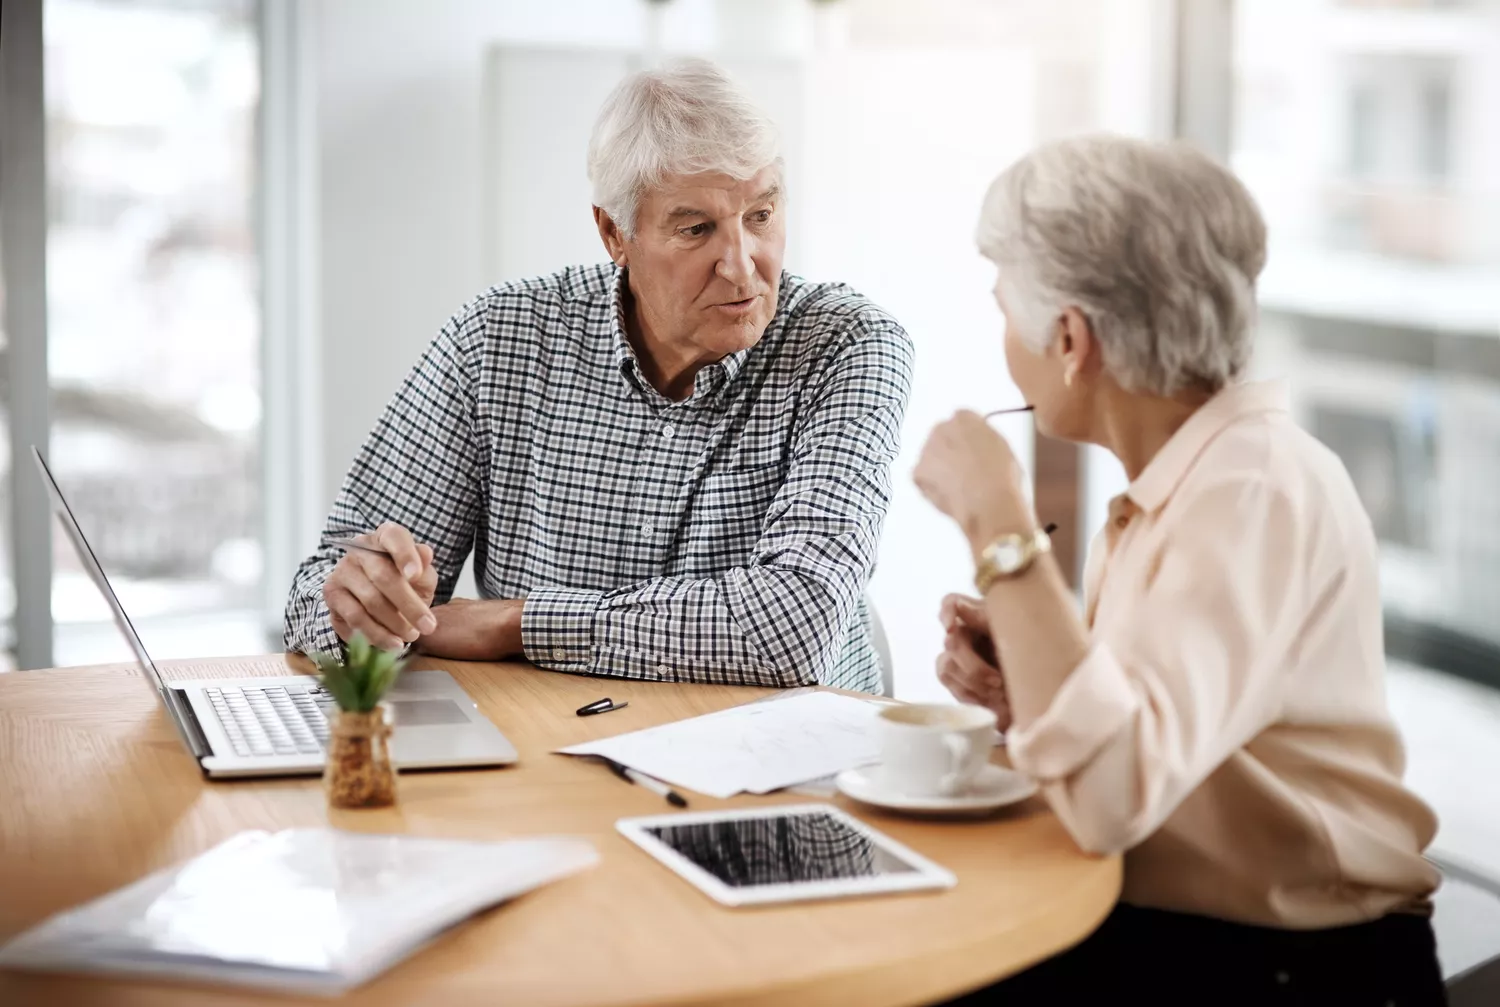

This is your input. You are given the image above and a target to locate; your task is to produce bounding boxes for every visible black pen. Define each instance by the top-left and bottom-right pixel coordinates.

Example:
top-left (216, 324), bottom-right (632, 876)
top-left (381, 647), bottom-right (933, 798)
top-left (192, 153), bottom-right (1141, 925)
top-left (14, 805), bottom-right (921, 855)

top-left (576, 697), bottom-right (628, 716)
top-left (599, 757), bottom-right (687, 808)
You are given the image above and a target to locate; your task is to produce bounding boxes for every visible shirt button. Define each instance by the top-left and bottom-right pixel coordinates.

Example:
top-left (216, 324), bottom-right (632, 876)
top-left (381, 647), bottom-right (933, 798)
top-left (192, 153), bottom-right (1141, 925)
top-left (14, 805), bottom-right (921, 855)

top-left (656, 664), bottom-right (670, 677)
top-left (553, 648), bottom-right (566, 661)
top-left (640, 523), bottom-right (654, 539)
top-left (661, 424), bottom-right (675, 440)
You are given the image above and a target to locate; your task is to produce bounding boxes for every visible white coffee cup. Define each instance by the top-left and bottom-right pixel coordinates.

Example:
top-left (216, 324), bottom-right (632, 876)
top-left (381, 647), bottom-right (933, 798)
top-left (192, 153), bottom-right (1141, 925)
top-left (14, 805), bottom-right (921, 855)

top-left (874, 703), bottom-right (997, 798)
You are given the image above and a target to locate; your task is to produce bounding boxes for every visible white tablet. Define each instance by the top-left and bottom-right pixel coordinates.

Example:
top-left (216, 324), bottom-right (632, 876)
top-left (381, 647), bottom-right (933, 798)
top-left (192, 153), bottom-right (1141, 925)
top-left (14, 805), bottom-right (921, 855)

top-left (616, 803), bottom-right (956, 907)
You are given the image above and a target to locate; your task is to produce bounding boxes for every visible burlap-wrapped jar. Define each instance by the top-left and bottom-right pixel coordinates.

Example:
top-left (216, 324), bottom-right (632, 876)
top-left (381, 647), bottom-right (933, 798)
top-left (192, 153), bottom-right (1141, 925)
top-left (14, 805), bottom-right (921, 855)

top-left (324, 703), bottom-right (397, 809)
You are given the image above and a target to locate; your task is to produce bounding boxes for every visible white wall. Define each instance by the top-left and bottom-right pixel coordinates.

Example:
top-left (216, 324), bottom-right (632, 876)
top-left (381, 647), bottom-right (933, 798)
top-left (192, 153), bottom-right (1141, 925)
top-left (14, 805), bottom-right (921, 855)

top-left (795, 49), bottom-right (1035, 701)
top-left (313, 0), bottom-right (705, 508)
top-left (482, 45), bottom-right (810, 284)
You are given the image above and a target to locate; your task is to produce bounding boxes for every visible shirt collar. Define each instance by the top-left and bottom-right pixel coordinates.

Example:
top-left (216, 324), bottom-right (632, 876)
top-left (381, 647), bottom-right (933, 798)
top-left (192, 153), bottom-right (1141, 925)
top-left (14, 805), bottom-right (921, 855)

top-left (1126, 380), bottom-right (1291, 514)
top-left (607, 266), bottom-right (775, 405)
top-left (609, 267), bottom-right (639, 381)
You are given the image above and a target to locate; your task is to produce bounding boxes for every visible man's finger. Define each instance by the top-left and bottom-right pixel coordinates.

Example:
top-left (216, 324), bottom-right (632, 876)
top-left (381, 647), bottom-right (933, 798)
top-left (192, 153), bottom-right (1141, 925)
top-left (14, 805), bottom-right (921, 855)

top-left (374, 521), bottom-right (424, 580)
top-left (324, 584), bottom-right (405, 651)
top-left (324, 582), bottom-right (363, 628)
top-left (326, 589), bottom-right (353, 641)
top-left (413, 544), bottom-right (438, 605)
top-left (341, 572), bottom-right (419, 643)
top-left (326, 581), bottom-right (407, 650)
top-left (352, 549), bottom-right (436, 632)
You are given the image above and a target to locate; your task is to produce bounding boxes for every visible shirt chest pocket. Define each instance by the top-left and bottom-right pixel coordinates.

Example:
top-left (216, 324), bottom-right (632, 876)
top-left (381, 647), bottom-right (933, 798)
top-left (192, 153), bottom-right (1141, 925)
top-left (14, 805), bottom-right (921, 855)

top-left (676, 462), bottom-right (785, 568)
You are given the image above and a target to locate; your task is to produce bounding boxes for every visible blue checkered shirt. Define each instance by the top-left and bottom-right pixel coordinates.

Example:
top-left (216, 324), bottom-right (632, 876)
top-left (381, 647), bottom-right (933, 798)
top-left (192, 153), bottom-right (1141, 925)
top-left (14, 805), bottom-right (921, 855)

top-left (284, 264), bottom-right (913, 692)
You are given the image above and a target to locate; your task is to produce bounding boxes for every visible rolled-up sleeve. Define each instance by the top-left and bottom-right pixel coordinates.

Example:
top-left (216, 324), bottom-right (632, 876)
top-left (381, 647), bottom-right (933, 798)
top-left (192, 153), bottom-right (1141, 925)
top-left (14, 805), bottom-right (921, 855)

top-left (521, 586), bottom-right (603, 670)
top-left (1007, 645), bottom-right (1138, 779)
top-left (1007, 477), bottom-right (1306, 856)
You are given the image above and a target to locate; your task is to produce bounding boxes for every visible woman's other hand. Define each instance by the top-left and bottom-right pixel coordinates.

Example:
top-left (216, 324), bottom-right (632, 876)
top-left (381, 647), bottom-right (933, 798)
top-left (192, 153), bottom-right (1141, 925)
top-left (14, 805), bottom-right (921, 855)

top-left (936, 593), bottom-right (1013, 731)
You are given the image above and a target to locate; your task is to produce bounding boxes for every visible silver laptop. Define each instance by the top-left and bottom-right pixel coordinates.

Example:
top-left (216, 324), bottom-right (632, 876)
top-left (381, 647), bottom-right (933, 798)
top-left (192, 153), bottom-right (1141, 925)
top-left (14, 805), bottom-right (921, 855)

top-left (32, 446), bottom-right (518, 778)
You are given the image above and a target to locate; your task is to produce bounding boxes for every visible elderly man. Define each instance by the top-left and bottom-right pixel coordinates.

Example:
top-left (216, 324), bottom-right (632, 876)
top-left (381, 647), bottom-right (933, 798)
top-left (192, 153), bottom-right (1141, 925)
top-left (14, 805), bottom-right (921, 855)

top-left (284, 58), bottom-right (913, 693)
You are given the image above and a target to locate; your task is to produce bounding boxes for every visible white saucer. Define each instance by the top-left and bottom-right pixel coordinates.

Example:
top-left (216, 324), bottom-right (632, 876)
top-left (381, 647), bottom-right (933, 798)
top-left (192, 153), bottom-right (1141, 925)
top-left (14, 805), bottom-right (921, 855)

top-left (836, 763), bottom-right (1038, 816)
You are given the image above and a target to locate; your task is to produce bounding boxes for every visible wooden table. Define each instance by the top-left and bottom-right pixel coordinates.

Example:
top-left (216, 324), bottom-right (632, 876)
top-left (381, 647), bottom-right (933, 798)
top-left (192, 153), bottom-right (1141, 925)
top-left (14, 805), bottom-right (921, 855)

top-left (0, 655), bottom-right (1120, 1006)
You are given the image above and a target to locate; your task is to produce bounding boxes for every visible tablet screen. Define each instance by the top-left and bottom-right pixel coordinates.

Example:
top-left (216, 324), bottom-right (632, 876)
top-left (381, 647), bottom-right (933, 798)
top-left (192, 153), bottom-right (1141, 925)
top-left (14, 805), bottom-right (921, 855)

top-left (643, 810), bottom-right (920, 889)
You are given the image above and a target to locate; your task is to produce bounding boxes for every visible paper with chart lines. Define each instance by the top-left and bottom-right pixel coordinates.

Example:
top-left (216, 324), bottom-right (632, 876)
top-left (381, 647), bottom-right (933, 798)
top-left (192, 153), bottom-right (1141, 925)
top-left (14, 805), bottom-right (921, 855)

top-left (558, 691), bottom-right (884, 799)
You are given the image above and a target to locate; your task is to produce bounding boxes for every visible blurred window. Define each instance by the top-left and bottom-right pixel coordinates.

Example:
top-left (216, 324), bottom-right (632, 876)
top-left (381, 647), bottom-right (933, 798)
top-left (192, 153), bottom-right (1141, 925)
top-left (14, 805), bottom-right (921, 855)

top-left (1348, 83), bottom-right (1380, 178)
top-left (0, 261), bottom-right (11, 669)
top-left (44, 0), bottom-right (263, 665)
top-left (1233, 0), bottom-right (1500, 654)
top-left (1420, 74), bottom-right (1452, 181)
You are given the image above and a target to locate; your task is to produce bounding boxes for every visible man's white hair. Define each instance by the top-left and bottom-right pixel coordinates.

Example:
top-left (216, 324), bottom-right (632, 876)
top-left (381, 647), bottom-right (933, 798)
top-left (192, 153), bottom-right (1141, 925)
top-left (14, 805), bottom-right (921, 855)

top-left (976, 135), bottom-right (1267, 397)
top-left (587, 57), bottom-right (782, 239)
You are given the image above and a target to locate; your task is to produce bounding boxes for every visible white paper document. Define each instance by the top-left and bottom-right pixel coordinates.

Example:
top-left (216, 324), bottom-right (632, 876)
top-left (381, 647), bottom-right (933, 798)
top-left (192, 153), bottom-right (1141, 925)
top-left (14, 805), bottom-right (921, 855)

top-left (559, 691), bottom-right (883, 799)
top-left (0, 828), bottom-right (599, 996)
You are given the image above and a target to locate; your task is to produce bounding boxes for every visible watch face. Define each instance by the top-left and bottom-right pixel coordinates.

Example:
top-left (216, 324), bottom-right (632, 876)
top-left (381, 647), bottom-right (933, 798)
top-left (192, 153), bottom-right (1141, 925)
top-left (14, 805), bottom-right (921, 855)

top-left (992, 541), bottom-right (1024, 571)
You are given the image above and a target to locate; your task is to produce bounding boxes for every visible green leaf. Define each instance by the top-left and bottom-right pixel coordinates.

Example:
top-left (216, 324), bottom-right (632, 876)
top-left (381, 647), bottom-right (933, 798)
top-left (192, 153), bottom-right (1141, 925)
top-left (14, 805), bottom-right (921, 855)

top-left (348, 632), bottom-right (371, 671)
top-left (316, 632), bottom-right (407, 712)
top-left (320, 665), bottom-right (361, 711)
top-left (374, 658), bottom-right (402, 704)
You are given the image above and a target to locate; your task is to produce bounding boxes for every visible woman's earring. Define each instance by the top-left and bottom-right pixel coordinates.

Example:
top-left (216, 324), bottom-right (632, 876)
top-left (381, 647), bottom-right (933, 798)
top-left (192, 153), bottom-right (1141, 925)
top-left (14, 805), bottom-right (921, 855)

top-left (1064, 371), bottom-right (1075, 389)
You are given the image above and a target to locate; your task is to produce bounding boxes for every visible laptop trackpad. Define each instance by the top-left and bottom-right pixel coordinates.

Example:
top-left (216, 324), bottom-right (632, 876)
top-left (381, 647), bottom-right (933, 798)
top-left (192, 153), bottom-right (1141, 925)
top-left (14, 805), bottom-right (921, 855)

top-left (390, 699), bottom-right (470, 726)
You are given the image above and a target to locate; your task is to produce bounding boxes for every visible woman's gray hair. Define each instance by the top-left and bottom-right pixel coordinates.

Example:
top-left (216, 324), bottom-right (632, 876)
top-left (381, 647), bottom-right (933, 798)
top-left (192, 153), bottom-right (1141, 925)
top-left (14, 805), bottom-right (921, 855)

top-left (588, 57), bottom-right (782, 239)
top-left (976, 135), bottom-right (1267, 396)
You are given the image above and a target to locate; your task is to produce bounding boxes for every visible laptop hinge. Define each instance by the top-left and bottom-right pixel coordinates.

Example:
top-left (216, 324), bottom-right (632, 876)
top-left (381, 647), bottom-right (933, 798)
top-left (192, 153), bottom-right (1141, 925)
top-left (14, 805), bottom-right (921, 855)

top-left (165, 687), bottom-right (212, 761)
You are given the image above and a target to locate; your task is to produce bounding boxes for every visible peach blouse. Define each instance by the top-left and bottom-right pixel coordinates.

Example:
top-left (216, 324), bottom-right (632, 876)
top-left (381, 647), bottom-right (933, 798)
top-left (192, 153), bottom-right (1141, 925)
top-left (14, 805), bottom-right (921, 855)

top-left (1007, 381), bottom-right (1439, 928)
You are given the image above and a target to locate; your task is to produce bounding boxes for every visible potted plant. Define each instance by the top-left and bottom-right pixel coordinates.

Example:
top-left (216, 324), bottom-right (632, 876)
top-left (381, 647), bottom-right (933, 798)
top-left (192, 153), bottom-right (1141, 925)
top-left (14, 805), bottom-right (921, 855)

top-left (312, 632), bottom-right (406, 809)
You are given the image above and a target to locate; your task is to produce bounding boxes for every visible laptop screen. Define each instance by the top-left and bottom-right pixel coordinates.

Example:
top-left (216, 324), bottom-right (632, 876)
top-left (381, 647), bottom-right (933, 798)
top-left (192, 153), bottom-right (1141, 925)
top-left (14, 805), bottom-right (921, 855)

top-left (30, 446), bottom-right (167, 693)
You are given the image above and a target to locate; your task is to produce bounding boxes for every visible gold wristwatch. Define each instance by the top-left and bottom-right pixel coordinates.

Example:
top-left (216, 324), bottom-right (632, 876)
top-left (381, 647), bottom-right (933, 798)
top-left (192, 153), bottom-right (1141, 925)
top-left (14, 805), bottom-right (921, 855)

top-left (974, 526), bottom-right (1052, 595)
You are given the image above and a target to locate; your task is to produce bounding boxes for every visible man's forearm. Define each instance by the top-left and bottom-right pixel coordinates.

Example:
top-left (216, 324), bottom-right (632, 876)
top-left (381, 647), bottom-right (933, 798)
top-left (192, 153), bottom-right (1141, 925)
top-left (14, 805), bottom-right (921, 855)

top-left (520, 571), bottom-right (858, 689)
top-left (418, 598), bottom-right (525, 661)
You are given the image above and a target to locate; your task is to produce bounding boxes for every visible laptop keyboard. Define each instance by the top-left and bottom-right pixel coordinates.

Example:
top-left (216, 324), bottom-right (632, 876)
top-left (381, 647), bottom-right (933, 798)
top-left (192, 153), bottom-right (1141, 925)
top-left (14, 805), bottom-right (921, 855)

top-left (203, 686), bottom-right (332, 758)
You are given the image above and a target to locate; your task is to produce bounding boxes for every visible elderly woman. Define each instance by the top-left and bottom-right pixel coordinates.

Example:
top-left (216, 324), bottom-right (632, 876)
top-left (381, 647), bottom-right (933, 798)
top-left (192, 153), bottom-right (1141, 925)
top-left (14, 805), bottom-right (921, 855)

top-left (915, 136), bottom-right (1444, 1004)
